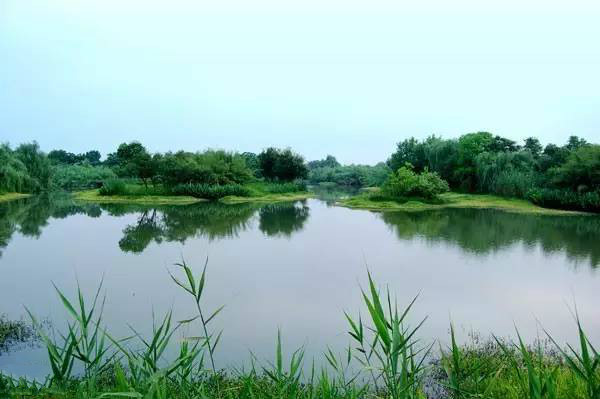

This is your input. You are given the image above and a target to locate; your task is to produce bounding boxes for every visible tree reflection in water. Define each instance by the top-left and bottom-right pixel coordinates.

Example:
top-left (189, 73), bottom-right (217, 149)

top-left (380, 208), bottom-right (600, 267)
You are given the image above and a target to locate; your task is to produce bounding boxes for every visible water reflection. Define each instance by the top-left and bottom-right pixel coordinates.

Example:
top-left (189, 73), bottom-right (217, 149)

top-left (0, 196), bottom-right (312, 256)
top-left (258, 202), bottom-right (310, 237)
top-left (380, 208), bottom-right (600, 267)
top-left (0, 194), bottom-right (101, 257)
top-left (114, 202), bottom-right (259, 253)
top-left (1, 195), bottom-right (599, 267)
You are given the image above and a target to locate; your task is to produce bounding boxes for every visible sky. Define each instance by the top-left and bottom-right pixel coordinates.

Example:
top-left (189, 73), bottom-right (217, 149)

top-left (1, 0), bottom-right (599, 164)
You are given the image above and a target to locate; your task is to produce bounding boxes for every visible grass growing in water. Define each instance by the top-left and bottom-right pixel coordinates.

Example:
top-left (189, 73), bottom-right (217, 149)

top-left (2, 264), bottom-right (599, 399)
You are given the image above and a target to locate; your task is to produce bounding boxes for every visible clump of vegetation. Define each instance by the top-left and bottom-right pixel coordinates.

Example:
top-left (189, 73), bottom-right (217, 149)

top-left (385, 134), bottom-right (599, 212)
top-left (51, 164), bottom-right (116, 191)
top-left (381, 164), bottom-right (449, 200)
top-left (257, 181), bottom-right (307, 194)
top-left (98, 178), bottom-right (129, 196)
top-left (0, 142), bottom-right (52, 194)
top-left (258, 147), bottom-right (308, 181)
top-left (528, 188), bottom-right (600, 213)
top-left (171, 183), bottom-right (252, 200)
top-left (307, 155), bottom-right (391, 187)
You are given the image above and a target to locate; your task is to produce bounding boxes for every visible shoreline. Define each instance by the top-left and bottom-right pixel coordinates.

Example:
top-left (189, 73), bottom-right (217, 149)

top-left (73, 189), bottom-right (312, 205)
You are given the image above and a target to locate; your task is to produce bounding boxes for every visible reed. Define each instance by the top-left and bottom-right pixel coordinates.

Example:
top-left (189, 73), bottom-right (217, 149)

top-left (2, 266), bottom-right (597, 399)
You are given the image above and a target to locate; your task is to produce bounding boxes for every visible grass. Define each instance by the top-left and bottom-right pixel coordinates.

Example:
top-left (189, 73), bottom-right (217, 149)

top-left (3, 264), bottom-right (599, 399)
top-left (75, 181), bottom-right (312, 205)
top-left (73, 189), bottom-right (204, 205)
top-left (0, 193), bottom-right (30, 203)
top-left (339, 191), bottom-right (590, 216)
top-left (219, 181), bottom-right (312, 203)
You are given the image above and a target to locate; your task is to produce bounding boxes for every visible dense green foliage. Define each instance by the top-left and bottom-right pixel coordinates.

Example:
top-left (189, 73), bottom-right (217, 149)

top-left (2, 268), bottom-right (599, 399)
top-left (0, 142), bottom-right (52, 193)
top-left (381, 164), bottom-right (449, 200)
top-left (387, 134), bottom-right (599, 212)
top-left (258, 147), bottom-right (308, 181)
top-left (158, 150), bottom-right (253, 187)
top-left (307, 156), bottom-right (391, 187)
top-left (48, 149), bottom-right (101, 165)
top-left (51, 164), bottom-right (116, 191)
top-left (171, 183), bottom-right (252, 200)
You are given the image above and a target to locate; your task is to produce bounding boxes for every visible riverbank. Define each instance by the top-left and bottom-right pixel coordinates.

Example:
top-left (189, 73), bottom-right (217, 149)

top-left (0, 193), bottom-right (30, 203)
top-left (339, 191), bottom-right (590, 215)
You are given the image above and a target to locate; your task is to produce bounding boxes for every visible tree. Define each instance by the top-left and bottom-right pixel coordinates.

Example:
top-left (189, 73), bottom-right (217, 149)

top-left (387, 137), bottom-right (428, 172)
top-left (565, 135), bottom-right (587, 151)
top-left (15, 142), bottom-right (52, 191)
top-left (258, 147), bottom-right (308, 181)
top-left (308, 155), bottom-right (340, 170)
top-left (488, 135), bottom-right (519, 153)
top-left (553, 144), bottom-right (600, 191)
top-left (454, 132), bottom-right (494, 191)
top-left (111, 142), bottom-right (151, 178)
top-left (241, 152), bottom-right (260, 176)
top-left (523, 137), bottom-right (543, 157)
top-left (84, 150), bottom-right (101, 165)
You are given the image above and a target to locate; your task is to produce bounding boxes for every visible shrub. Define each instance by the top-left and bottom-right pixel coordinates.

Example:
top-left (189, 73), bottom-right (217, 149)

top-left (171, 183), bottom-right (252, 200)
top-left (382, 164), bottom-right (449, 200)
top-left (527, 188), bottom-right (600, 213)
top-left (259, 181), bottom-right (307, 193)
top-left (99, 179), bottom-right (129, 196)
top-left (159, 150), bottom-right (253, 187)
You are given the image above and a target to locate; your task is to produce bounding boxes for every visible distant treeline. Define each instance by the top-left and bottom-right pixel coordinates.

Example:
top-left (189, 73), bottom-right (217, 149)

top-left (1, 132), bottom-right (599, 211)
top-left (381, 133), bottom-right (600, 212)
top-left (0, 142), bottom-right (308, 193)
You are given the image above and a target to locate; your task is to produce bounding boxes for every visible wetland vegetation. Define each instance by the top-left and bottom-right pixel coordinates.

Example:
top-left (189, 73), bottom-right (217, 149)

top-left (1, 266), bottom-right (599, 399)
top-left (2, 132), bottom-right (599, 213)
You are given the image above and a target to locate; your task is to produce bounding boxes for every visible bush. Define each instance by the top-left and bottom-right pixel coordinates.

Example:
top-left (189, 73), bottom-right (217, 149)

top-left (259, 181), bottom-right (307, 193)
top-left (308, 163), bottom-right (391, 187)
top-left (99, 179), bottom-right (129, 196)
top-left (527, 188), bottom-right (600, 213)
top-left (171, 183), bottom-right (251, 200)
top-left (382, 164), bottom-right (449, 200)
top-left (159, 150), bottom-right (253, 187)
top-left (52, 164), bottom-right (116, 191)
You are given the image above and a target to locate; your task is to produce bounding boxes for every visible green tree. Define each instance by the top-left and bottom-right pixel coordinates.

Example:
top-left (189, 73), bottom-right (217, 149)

top-left (454, 132), bottom-right (494, 191)
top-left (553, 144), bottom-right (600, 191)
top-left (387, 137), bottom-right (428, 172)
top-left (15, 142), bottom-right (52, 191)
top-left (382, 164), bottom-right (449, 199)
top-left (523, 137), bottom-right (543, 157)
top-left (258, 147), bottom-right (308, 181)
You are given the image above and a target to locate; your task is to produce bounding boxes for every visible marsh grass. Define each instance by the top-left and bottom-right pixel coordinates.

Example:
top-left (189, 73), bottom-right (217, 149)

top-left (2, 266), bottom-right (599, 399)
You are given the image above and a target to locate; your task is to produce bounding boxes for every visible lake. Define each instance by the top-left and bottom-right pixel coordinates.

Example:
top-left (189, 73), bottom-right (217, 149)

top-left (1, 193), bottom-right (599, 379)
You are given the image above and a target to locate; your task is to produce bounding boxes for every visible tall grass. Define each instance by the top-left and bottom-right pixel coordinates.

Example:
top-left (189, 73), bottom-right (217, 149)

top-left (3, 267), bottom-right (599, 399)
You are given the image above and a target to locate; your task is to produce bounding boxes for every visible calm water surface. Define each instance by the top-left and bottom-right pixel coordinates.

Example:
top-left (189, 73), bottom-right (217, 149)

top-left (1, 193), bottom-right (599, 378)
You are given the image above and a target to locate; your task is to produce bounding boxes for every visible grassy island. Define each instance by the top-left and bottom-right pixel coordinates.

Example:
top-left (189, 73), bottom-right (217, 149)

top-left (74, 181), bottom-right (311, 205)
top-left (339, 191), bottom-right (589, 215)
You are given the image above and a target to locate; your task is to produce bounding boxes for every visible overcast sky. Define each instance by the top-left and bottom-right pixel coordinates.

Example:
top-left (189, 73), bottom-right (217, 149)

top-left (1, 0), bottom-right (599, 164)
